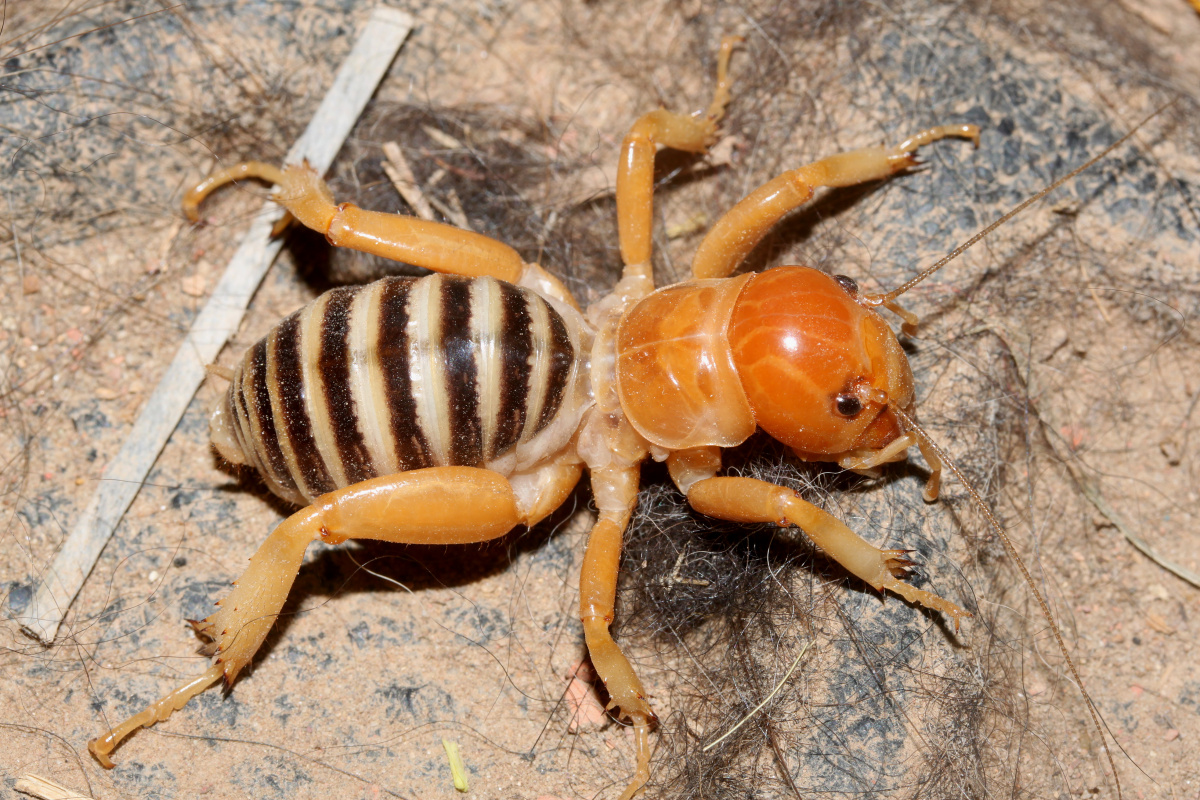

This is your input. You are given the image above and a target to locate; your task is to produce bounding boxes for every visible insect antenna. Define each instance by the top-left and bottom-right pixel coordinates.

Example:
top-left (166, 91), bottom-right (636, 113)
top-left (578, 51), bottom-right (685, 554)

top-left (862, 104), bottom-right (1170, 308)
top-left (889, 405), bottom-right (1126, 799)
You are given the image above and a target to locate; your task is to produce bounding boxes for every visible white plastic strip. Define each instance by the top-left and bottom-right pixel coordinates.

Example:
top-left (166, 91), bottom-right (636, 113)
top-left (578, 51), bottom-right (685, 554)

top-left (21, 6), bottom-right (415, 644)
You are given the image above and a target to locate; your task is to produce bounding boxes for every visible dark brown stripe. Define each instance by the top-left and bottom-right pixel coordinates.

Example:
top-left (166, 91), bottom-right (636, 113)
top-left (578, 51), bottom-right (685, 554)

top-left (377, 278), bottom-right (434, 470)
top-left (535, 299), bottom-right (573, 433)
top-left (247, 339), bottom-right (295, 494)
top-left (320, 287), bottom-right (374, 484)
top-left (440, 276), bottom-right (483, 466)
top-left (491, 282), bottom-right (531, 458)
top-left (273, 312), bottom-right (335, 496)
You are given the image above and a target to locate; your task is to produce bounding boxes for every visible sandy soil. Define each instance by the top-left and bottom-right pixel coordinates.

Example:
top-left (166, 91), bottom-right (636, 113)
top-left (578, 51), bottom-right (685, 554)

top-left (1, 1), bottom-right (1198, 799)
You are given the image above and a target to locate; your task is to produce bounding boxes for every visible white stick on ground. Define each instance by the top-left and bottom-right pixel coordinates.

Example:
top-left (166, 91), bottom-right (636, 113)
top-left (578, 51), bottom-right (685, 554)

top-left (15, 774), bottom-right (94, 800)
top-left (19, 5), bottom-right (415, 645)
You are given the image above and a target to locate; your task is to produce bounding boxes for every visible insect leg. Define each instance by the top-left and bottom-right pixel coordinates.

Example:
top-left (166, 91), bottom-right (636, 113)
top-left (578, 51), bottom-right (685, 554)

top-left (181, 161), bottom-right (284, 221)
top-left (580, 465), bottom-right (654, 800)
top-left (687, 476), bottom-right (969, 628)
top-left (915, 436), bottom-right (943, 501)
top-left (834, 431), bottom-right (942, 502)
top-left (690, 125), bottom-right (980, 280)
top-left (616, 36), bottom-right (740, 279)
top-left (89, 467), bottom-right (529, 767)
top-left (185, 161), bottom-right (529, 282)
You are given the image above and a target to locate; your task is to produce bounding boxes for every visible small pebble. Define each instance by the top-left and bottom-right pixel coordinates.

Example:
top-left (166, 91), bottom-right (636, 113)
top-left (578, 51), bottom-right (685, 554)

top-left (181, 274), bottom-right (207, 297)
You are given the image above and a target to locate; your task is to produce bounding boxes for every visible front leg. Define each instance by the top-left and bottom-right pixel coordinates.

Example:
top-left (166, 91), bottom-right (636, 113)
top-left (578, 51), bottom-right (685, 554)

top-left (580, 465), bottom-right (655, 800)
top-left (831, 431), bottom-right (942, 502)
top-left (687, 476), bottom-right (969, 628)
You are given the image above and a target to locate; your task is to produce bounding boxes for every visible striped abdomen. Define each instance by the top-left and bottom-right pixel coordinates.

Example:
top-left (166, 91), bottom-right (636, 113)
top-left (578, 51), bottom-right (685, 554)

top-left (211, 274), bottom-right (584, 504)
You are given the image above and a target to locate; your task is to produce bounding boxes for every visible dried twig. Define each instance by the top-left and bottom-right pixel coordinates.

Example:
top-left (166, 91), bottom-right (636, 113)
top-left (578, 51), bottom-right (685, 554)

top-left (1071, 466), bottom-right (1200, 590)
top-left (15, 774), bottom-right (93, 800)
top-left (381, 140), bottom-right (473, 229)
top-left (381, 140), bottom-right (436, 221)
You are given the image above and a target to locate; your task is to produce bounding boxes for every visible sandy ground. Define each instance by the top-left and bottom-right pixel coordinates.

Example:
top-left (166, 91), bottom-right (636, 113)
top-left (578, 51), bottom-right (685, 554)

top-left (1, 1), bottom-right (1198, 799)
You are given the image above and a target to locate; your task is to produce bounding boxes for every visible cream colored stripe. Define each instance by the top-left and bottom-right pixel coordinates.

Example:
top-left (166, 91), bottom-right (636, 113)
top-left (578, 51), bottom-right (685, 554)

top-left (299, 293), bottom-right (349, 488)
top-left (521, 295), bottom-right (550, 443)
top-left (235, 358), bottom-right (274, 487)
top-left (410, 275), bottom-right (450, 465)
top-left (473, 277), bottom-right (501, 459)
top-left (349, 283), bottom-right (399, 476)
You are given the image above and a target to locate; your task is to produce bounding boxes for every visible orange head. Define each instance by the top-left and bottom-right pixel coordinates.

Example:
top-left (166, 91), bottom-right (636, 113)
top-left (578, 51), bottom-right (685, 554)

top-left (727, 266), bottom-right (914, 457)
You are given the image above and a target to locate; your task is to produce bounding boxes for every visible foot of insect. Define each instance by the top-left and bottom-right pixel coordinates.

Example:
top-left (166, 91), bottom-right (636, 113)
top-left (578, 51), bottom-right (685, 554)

top-left (583, 616), bottom-right (655, 800)
top-left (836, 432), bottom-right (942, 503)
top-left (579, 466), bottom-right (656, 799)
top-left (687, 476), bottom-right (970, 629)
top-left (87, 663), bottom-right (225, 768)
top-left (88, 467), bottom-right (526, 767)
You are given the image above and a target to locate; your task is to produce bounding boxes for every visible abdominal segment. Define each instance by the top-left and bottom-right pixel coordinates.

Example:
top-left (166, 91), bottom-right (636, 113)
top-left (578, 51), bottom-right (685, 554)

top-left (221, 274), bottom-right (578, 503)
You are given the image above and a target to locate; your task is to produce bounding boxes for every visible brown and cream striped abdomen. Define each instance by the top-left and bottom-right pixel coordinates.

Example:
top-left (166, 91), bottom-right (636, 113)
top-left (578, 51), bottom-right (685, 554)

top-left (211, 274), bottom-right (585, 505)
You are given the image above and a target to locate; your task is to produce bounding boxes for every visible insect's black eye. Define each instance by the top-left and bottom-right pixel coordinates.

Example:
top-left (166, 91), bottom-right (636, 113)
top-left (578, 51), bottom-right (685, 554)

top-left (835, 393), bottom-right (863, 417)
top-left (834, 274), bottom-right (858, 296)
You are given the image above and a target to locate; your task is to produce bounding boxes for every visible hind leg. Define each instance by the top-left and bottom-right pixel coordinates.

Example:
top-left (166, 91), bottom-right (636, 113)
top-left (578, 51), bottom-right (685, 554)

top-left (183, 160), bottom-right (582, 307)
top-left (89, 464), bottom-right (579, 766)
top-left (183, 161), bottom-right (529, 282)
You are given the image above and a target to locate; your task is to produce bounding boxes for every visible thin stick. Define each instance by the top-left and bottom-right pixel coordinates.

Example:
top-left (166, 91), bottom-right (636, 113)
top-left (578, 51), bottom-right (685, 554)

top-left (15, 774), bottom-right (94, 800)
top-left (436, 187), bottom-right (473, 231)
top-left (702, 642), bottom-right (810, 751)
top-left (381, 141), bottom-right (437, 222)
top-left (19, 6), bottom-right (415, 646)
top-left (382, 140), bottom-right (473, 229)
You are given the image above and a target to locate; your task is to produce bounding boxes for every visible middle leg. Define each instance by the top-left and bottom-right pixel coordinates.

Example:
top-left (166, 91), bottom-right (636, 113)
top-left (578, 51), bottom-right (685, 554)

top-left (580, 465), bottom-right (655, 800)
top-left (690, 124), bottom-right (980, 279)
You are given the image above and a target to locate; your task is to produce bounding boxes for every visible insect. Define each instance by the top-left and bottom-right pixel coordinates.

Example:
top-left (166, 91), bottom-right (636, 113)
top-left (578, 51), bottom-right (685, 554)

top-left (87, 37), bottom-right (1129, 798)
